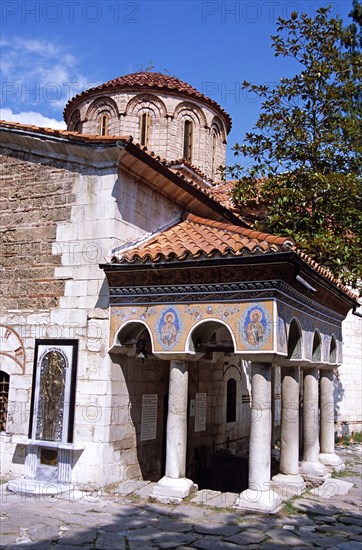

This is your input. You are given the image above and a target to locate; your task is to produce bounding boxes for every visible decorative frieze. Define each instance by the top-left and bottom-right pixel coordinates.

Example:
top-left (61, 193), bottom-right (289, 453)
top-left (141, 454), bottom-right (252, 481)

top-left (109, 279), bottom-right (343, 324)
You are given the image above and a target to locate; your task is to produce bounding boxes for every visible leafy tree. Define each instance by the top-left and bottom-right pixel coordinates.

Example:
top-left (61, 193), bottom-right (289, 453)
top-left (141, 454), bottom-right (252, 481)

top-left (229, 4), bottom-right (362, 287)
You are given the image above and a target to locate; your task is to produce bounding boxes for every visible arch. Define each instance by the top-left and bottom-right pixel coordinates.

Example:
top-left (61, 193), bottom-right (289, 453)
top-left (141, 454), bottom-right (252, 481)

top-left (85, 96), bottom-right (119, 121)
top-left (114, 320), bottom-right (154, 355)
top-left (173, 101), bottom-right (208, 128)
top-left (211, 115), bottom-right (227, 143)
top-left (125, 93), bottom-right (167, 118)
top-left (312, 330), bottom-right (322, 362)
top-left (185, 319), bottom-right (236, 354)
top-left (287, 318), bottom-right (303, 359)
top-left (329, 335), bottom-right (337, 363)
top-left (68, 109), bottom-right (82, 133)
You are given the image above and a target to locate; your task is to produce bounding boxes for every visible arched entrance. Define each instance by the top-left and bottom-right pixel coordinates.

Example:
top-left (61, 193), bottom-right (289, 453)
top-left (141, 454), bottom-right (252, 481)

top-left (185, 320), bottom-right (249, 493)
top-left (111, 321), bottom-right (169, 482)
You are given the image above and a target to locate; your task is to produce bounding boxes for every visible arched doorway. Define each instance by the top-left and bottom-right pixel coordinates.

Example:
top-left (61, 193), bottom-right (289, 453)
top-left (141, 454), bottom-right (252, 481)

top-left (112, 321), bottom-right (169, 481)
top-left (185, 320), bottom-right (248, 492)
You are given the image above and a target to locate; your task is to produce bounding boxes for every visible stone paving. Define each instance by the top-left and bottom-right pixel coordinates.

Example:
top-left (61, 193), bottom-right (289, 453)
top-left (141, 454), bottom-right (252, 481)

top-left (1, 444), bottom-right (361, 549)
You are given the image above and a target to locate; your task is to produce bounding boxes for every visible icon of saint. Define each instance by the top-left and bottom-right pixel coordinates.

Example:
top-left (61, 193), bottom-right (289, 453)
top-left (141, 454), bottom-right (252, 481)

top-left (161, 311), bottom-right (178, 346)
top-left (245, 310), bottom-right (265, 346)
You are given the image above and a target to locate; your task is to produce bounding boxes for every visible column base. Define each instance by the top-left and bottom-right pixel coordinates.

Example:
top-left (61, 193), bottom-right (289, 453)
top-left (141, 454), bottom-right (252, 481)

top-left (235, 489), bottom-right (282, 513)
top-left (319, 453), bottom-right (345, 472)
top-left (271, 473), bottom-right (306, 498)
top-left (152, 476), bottom-right (197, 502)
top-left (299, 461), bottom-right (331, 486)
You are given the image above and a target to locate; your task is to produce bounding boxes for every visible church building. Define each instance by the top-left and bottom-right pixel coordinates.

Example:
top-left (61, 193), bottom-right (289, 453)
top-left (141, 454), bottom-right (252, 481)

top-left (0, 72), bottom-right (360, 512)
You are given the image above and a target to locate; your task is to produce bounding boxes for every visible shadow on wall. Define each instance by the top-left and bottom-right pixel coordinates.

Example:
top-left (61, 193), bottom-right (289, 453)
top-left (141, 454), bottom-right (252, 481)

top-left (334, 371), bottom-right (346, 437)
top-left (112, 174), bottom-right (182, 234)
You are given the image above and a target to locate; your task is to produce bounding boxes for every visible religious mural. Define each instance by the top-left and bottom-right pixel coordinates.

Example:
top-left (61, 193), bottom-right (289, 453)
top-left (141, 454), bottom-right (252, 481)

top-left (111, 301), bottom-right (275, 353)
top-left (155, 307), bottom-right (184, 350)
top-left (239, 304), bottom-right (272, 350)
top-left (30, 340), bottom-right (78, 444)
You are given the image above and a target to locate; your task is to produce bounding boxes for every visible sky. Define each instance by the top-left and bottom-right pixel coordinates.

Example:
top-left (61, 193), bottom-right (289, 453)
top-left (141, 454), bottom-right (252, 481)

top-left (0, 0), bottom-right (354, 164)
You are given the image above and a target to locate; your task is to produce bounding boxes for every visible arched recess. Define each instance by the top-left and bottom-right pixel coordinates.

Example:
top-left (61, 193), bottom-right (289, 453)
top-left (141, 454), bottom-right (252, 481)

top-left (68, 109), bottom-right (82, 132)
top-left (287, 318), bottom-right (303, 359)
top-left (211, 115), bottom-right (227, 144)
top-left (125, 93), bottom-right (167, 118)
top-left (312, 330), bottom-right (322, 362)
top-left (224, 363), bottom-right (242, 426)
top-left (329, 335), bottom-right (337, 363)
top-left (186, 319), bottom-right (236, 355)
top-left (113, 320), bottom-right (154, 356)
top-left (85, 96), bottom-right (119, 122)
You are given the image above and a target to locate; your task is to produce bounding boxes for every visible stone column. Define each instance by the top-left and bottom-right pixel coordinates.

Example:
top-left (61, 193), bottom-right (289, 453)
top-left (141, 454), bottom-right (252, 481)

top-left (152, 360), bottom-right (195, 500)
top-left (319, 369), bottom-right (344, 471)
top-left (300, 368), bottom-right (328, 477)
top-left (236, 363), bottom-right (282, 512)
top-left (272, 367), bottom-right (305, 494)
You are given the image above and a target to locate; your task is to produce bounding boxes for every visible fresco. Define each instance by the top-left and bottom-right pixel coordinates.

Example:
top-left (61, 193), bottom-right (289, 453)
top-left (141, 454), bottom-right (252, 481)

top-left (239, 303), bottom-right (272, 350)
top-left (155, 307), bottom-right (184, 350)
top-left (111, 301), bottom-right (276, 353)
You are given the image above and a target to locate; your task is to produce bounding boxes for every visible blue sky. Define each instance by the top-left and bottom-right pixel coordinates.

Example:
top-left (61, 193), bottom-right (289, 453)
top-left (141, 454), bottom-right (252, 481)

top-left (0, 0), bottom-right (354, 163)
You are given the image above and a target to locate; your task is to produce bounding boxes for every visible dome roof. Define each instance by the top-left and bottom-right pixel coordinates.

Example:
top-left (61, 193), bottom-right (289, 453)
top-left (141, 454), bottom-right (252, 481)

top-left (64, 72), bottom-right (232, 131)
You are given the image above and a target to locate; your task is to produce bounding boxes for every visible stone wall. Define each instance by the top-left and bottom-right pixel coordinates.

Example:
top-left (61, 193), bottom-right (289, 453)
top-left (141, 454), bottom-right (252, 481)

top-left (336, 308), bottom-right (362, 435)
top-left (0, 143), bottom-right (184, 486)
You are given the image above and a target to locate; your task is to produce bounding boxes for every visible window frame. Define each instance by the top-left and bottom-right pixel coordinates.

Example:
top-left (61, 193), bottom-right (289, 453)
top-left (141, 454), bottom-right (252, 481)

top-left (183, 120), bottom-right (193, 162)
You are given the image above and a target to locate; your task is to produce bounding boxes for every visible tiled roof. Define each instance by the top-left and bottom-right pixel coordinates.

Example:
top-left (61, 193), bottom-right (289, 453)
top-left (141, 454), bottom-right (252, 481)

top-left (0, 120), bottom-right (245, 224)
top-left (0, 120), bottom-right (131, 144)
top-left (168, 159), bottom-right (214, 187)
top-left (296, 250), bottom-right (359, 301)
top-left (112, 213), bottom-right (294, 264)
top-left (209, 180), bottom-right (235, 208)
top-left (63, 72), bottom-right (232, 131)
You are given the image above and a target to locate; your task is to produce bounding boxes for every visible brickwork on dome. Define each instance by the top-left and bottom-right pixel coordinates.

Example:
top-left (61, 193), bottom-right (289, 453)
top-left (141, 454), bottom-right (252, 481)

top-left (65, 73), bottom-right (230, 180)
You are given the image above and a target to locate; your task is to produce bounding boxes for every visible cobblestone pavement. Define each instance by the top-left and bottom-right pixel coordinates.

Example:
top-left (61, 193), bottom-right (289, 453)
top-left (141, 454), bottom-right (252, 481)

top-left (1, 444), bottom-right (361, 549)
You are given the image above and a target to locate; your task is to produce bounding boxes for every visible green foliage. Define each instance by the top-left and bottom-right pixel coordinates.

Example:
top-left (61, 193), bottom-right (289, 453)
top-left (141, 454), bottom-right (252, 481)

top-left (230, 4), bottom-right (362, 287)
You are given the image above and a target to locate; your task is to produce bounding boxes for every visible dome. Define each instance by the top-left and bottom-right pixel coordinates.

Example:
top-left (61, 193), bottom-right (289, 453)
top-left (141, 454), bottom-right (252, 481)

top-left (64, 72), bottom-right (231, 131)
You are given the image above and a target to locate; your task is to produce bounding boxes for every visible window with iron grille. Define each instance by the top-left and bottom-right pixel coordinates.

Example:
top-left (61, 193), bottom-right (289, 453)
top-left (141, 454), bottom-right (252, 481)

top-left (0, 371), bottom-right (9, 432)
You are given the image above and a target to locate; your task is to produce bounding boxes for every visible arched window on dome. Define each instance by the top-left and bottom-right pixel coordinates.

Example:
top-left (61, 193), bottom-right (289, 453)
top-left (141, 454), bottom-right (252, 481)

top-left (0, 371), bottom-right (9, 432)
top-left (211, 129), bottom-right (218, 180)
top-left (69, 110), bottom-right (82, 133)
top-left (99, 113), bottom-right (109, 136)
top-left (183, 120), bottom-right (193, 162)
top-left (140, 112), bottom-right (151, 147)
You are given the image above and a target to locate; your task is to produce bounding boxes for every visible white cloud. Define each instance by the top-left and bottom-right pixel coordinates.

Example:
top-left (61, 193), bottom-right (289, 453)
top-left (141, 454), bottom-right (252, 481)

top-left (1, 37), bottom-right (93, 111)
top-left (0, 108), bottom-right (66, 129)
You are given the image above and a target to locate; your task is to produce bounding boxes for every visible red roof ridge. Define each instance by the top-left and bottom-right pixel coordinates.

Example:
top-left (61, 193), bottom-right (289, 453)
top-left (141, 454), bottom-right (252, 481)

top-left (0, 120), bottom-right (132, 143)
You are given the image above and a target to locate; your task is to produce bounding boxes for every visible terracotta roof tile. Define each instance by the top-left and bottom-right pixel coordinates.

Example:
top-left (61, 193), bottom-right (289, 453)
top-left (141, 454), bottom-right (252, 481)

top-left (0, 120), bottom-right (132, 144)
top-left (64, 72), bottom-right (232, 132)
top-left (113, 213), bottom-right (294, 264)
top-left (296, 250), bottom-right (358, 301)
